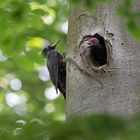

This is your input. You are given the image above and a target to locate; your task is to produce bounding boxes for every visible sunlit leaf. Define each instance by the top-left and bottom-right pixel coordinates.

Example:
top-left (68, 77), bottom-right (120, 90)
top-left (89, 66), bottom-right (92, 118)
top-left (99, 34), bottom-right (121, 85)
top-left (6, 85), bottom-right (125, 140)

top-left (27, 37), bottom-right (45, 48)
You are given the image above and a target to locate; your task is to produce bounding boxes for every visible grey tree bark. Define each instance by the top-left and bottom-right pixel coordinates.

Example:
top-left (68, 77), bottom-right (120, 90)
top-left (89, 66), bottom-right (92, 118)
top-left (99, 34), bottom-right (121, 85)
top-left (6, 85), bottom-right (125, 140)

top-left (66, 0), bottom-right (140, 117)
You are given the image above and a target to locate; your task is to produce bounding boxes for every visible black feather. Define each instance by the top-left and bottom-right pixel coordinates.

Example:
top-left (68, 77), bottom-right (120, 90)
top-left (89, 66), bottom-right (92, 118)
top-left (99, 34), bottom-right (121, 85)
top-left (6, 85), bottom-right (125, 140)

top-left (42, 44), bottom-right (66, 99)
top-left (92, 34), bottom-right (107, 65)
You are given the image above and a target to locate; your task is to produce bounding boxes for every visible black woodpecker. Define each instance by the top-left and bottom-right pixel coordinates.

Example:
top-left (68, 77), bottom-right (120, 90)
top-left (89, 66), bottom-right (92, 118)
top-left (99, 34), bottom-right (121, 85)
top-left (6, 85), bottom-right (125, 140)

top-left (41, 41), bottom-right (66, 99)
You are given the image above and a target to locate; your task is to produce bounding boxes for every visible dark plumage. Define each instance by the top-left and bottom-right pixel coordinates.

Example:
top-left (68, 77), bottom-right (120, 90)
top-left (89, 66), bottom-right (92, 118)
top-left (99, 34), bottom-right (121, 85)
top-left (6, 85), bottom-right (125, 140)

top-left (41, 41), bottom-right (66, 99)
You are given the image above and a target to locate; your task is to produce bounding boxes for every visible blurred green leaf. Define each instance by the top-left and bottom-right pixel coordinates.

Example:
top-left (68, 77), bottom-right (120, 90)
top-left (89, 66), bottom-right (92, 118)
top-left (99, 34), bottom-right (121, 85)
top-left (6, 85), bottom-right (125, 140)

top-left (50, 114), bottom-right (125, 140)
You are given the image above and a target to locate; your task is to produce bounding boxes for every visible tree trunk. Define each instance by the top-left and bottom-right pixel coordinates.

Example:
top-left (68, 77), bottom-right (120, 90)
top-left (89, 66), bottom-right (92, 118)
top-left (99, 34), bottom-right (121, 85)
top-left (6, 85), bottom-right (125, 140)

top-left (66, 0), bottom-right (140, 117)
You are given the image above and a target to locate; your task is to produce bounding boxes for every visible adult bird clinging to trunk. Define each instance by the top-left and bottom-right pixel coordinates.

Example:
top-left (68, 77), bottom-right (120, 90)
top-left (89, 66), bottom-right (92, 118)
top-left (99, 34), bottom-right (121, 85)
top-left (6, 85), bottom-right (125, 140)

top-left (41, 40), bottom-right (66, 99)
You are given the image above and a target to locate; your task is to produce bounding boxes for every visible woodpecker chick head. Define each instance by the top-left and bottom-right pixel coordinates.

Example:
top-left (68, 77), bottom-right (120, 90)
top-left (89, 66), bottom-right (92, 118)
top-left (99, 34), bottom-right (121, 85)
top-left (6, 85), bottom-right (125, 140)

top-left (81, 37), bottom-right (100, 49)
top-left (79, 35), bottom-right (100, 57)
top-left (87, 37), bottom-right (99, 46)
top-left (79, 34), bottom-right (107, 68)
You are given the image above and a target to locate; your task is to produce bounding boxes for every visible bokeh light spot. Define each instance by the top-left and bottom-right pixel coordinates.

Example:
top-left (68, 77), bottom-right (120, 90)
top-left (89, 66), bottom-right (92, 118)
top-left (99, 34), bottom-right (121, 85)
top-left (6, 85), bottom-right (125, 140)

top-left (10, 78), bottom-right (22, 91)
top-left (38, 66), bottom-right (50, 81)
top-left (16, 120), bottom-right (26, 125)
top-left (42, 15), bottom-right (54, 25)
top-left (0, 51), bottom-right (7, 62)
top-left (6, 93), bottom-right (26, 107)
top-left (60, 21), bottom-right (68, 34)
top-left (27, 37), bottom-right (45, 48)
top-left (45, 103), bottom-right (55, 113)
top-left (45, 87), bottom-right (60, 100)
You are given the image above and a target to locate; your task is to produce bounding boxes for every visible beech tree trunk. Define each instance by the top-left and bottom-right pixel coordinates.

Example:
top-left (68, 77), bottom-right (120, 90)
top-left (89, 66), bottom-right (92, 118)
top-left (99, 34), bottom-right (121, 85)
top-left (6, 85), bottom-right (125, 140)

top-left (66, 0), bottom-right (140, 117)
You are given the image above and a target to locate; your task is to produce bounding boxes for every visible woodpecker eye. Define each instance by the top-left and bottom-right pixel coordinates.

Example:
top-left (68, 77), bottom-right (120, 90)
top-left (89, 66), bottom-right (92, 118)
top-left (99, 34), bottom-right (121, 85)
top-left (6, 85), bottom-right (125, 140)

top-left (88, 42), bottom-right (93, 45)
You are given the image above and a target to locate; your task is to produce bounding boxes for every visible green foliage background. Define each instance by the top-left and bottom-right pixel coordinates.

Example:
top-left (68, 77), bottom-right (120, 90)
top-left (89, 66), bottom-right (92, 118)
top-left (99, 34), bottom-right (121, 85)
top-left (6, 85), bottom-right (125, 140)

top-left (0, 0), bottom-right (67, 139)
top-left (0, 0), bottom-right (140, 139)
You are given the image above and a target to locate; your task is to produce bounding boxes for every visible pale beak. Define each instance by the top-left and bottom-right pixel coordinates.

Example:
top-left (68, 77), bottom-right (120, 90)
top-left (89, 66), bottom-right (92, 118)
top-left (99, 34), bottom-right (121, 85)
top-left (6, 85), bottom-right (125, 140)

top-left (52, 40), bottom-right (61, 48)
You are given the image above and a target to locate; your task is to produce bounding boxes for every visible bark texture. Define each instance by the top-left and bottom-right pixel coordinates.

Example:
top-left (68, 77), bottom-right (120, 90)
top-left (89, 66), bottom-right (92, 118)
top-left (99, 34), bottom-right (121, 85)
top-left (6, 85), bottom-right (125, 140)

top-left (66, 0), bottom-right (140, 117)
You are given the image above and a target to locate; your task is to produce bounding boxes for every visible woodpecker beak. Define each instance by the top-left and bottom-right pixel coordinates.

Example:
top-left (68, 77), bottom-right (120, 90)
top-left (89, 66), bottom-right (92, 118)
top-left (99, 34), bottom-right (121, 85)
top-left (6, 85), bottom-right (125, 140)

top-left (52, 40), bottom-right (61, 48)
